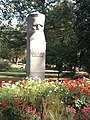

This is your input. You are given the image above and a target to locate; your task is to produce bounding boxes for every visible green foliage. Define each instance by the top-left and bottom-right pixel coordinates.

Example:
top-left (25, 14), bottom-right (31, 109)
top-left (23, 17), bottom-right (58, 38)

top-left (0, 0), bottom-right (90, 75)
top-left (75, 0), bottom-right (90, 73)
top-left (0, 108), bottom-right (21, 120)
top-left (0, 24), bottom-right (26, 63)
top-left (0, 0), bottom-right (60, 24)
top-left (0, 79), bottom-right (90, 119)
top-left (0, 0), bottom-right (78, 73)
top-left (0, 61), bottom-right (11, 71)
top-left (46, 0), bottom-right (78, 74)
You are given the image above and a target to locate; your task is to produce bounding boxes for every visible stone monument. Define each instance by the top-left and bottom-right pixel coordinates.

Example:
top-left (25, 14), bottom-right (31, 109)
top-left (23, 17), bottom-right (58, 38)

top-left (26, 12), bottom-right (46, 80)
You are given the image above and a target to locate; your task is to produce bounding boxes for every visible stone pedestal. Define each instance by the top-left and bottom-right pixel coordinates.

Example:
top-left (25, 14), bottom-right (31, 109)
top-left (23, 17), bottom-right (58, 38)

top-left (26, 12), bottom-right (46, 80)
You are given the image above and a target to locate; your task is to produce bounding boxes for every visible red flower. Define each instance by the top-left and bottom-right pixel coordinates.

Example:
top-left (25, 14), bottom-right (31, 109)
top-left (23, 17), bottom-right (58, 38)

top-left (13, 98), bottom-right (20, 104)
top-left (2, 101), bottom-right (7, 107)
top-left (5, 80), bottom-right (8, 83)
top-left (25, 105), bottom-right (36, 115)
top-left (82, 107), bottom-right (90, 112)
top-left (66, 105), bottom-right (76, 113)
top-left (29, 108), bottom-right (36, 115)
top-left (84, 84), bottom-right (86, 87)
top-left (54, 87), bottom-right (58, 91)
top-left (74, 96), bottom-right (78, 100)
top-left (8, 80), bottom-right (14, 84)
top-left (69, 86), bottom-right (73, 92)
top-left (0, 81), bottom-right (2, 87)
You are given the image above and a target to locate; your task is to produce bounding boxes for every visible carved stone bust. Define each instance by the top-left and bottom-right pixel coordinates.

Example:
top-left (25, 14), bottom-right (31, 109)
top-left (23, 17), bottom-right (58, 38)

top-left (27, 12), bottom-right (45, 38)
top-left (26, 12), bottom-right (46, 80)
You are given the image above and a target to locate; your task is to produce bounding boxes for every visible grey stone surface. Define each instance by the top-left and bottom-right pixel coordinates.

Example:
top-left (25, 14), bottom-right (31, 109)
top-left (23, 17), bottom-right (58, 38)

top-left (26, 12), bottom-right (46, 80)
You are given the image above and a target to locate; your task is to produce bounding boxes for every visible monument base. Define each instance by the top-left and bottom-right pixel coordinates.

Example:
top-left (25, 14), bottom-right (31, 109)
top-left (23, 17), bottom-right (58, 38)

top-left (30, 72), bottom-right (45, 80)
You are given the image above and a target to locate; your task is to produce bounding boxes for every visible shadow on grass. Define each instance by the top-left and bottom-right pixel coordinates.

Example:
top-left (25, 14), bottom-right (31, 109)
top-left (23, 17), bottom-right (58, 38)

top-left (0, 71), bottom-right (26, 82)
top-left (0, 70), bottom-right (89, 82)
top-left (0, 77), bottom-right (23, 82)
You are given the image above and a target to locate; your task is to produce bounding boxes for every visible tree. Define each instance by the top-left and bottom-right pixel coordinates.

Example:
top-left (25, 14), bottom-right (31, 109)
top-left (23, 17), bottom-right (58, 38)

top-left (0, 24), bottom-right (26, 64)
top-left (0, 0), bottom-right (78, 74)
top-left (0, 0), bottom-right (60, 63)
top-left (0, 25), bottom-right (13, 60)
top-left (75, 0), bottom-right (90, 73)
top-left (0, 0), bottom-right (60, 24)
top-left (46, 0), bottom-right (77, 78)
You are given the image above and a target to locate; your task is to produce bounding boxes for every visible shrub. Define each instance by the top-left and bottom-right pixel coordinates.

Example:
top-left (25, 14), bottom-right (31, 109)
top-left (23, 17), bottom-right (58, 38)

top-left (0, 61), bottom-right (11, 71)
top-left (0, 78), bottom-right (90, 119)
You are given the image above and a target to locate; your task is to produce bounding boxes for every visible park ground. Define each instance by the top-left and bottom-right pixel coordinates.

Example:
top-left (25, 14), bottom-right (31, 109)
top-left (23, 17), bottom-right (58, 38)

top-left (0, 63), bottom-right (89, 82)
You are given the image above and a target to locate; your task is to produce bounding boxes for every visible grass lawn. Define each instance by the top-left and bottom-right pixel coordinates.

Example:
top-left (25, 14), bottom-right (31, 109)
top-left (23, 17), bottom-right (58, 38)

top-left (0, 70), bottom-right (61, 81)
top-left (0, 71), bottom-right (26, 81)
top-left (0, 70), bottom-right (89, 82)
top-left (0, 75), bottom-right (21, 81)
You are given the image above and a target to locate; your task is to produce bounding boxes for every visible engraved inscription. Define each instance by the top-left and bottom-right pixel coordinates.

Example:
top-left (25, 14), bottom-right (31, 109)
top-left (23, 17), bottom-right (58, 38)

top-left (31, 52), bottom-right (44, 57)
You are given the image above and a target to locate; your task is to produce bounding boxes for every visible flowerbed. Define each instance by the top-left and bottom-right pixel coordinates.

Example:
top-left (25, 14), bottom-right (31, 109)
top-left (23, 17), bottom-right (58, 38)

top-left (0, 78), bottom-right (90, 120)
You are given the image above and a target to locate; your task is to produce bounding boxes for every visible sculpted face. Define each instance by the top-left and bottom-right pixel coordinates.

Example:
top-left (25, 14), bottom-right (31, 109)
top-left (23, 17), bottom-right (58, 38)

top-left (27, 12), bottom-right (46, 51)
top-left (32, 24), bottom-right (43, 31)
top-left (30, 16), bottom-right (44, 32)
top-left (27, 12), bottom-right (45, 37)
